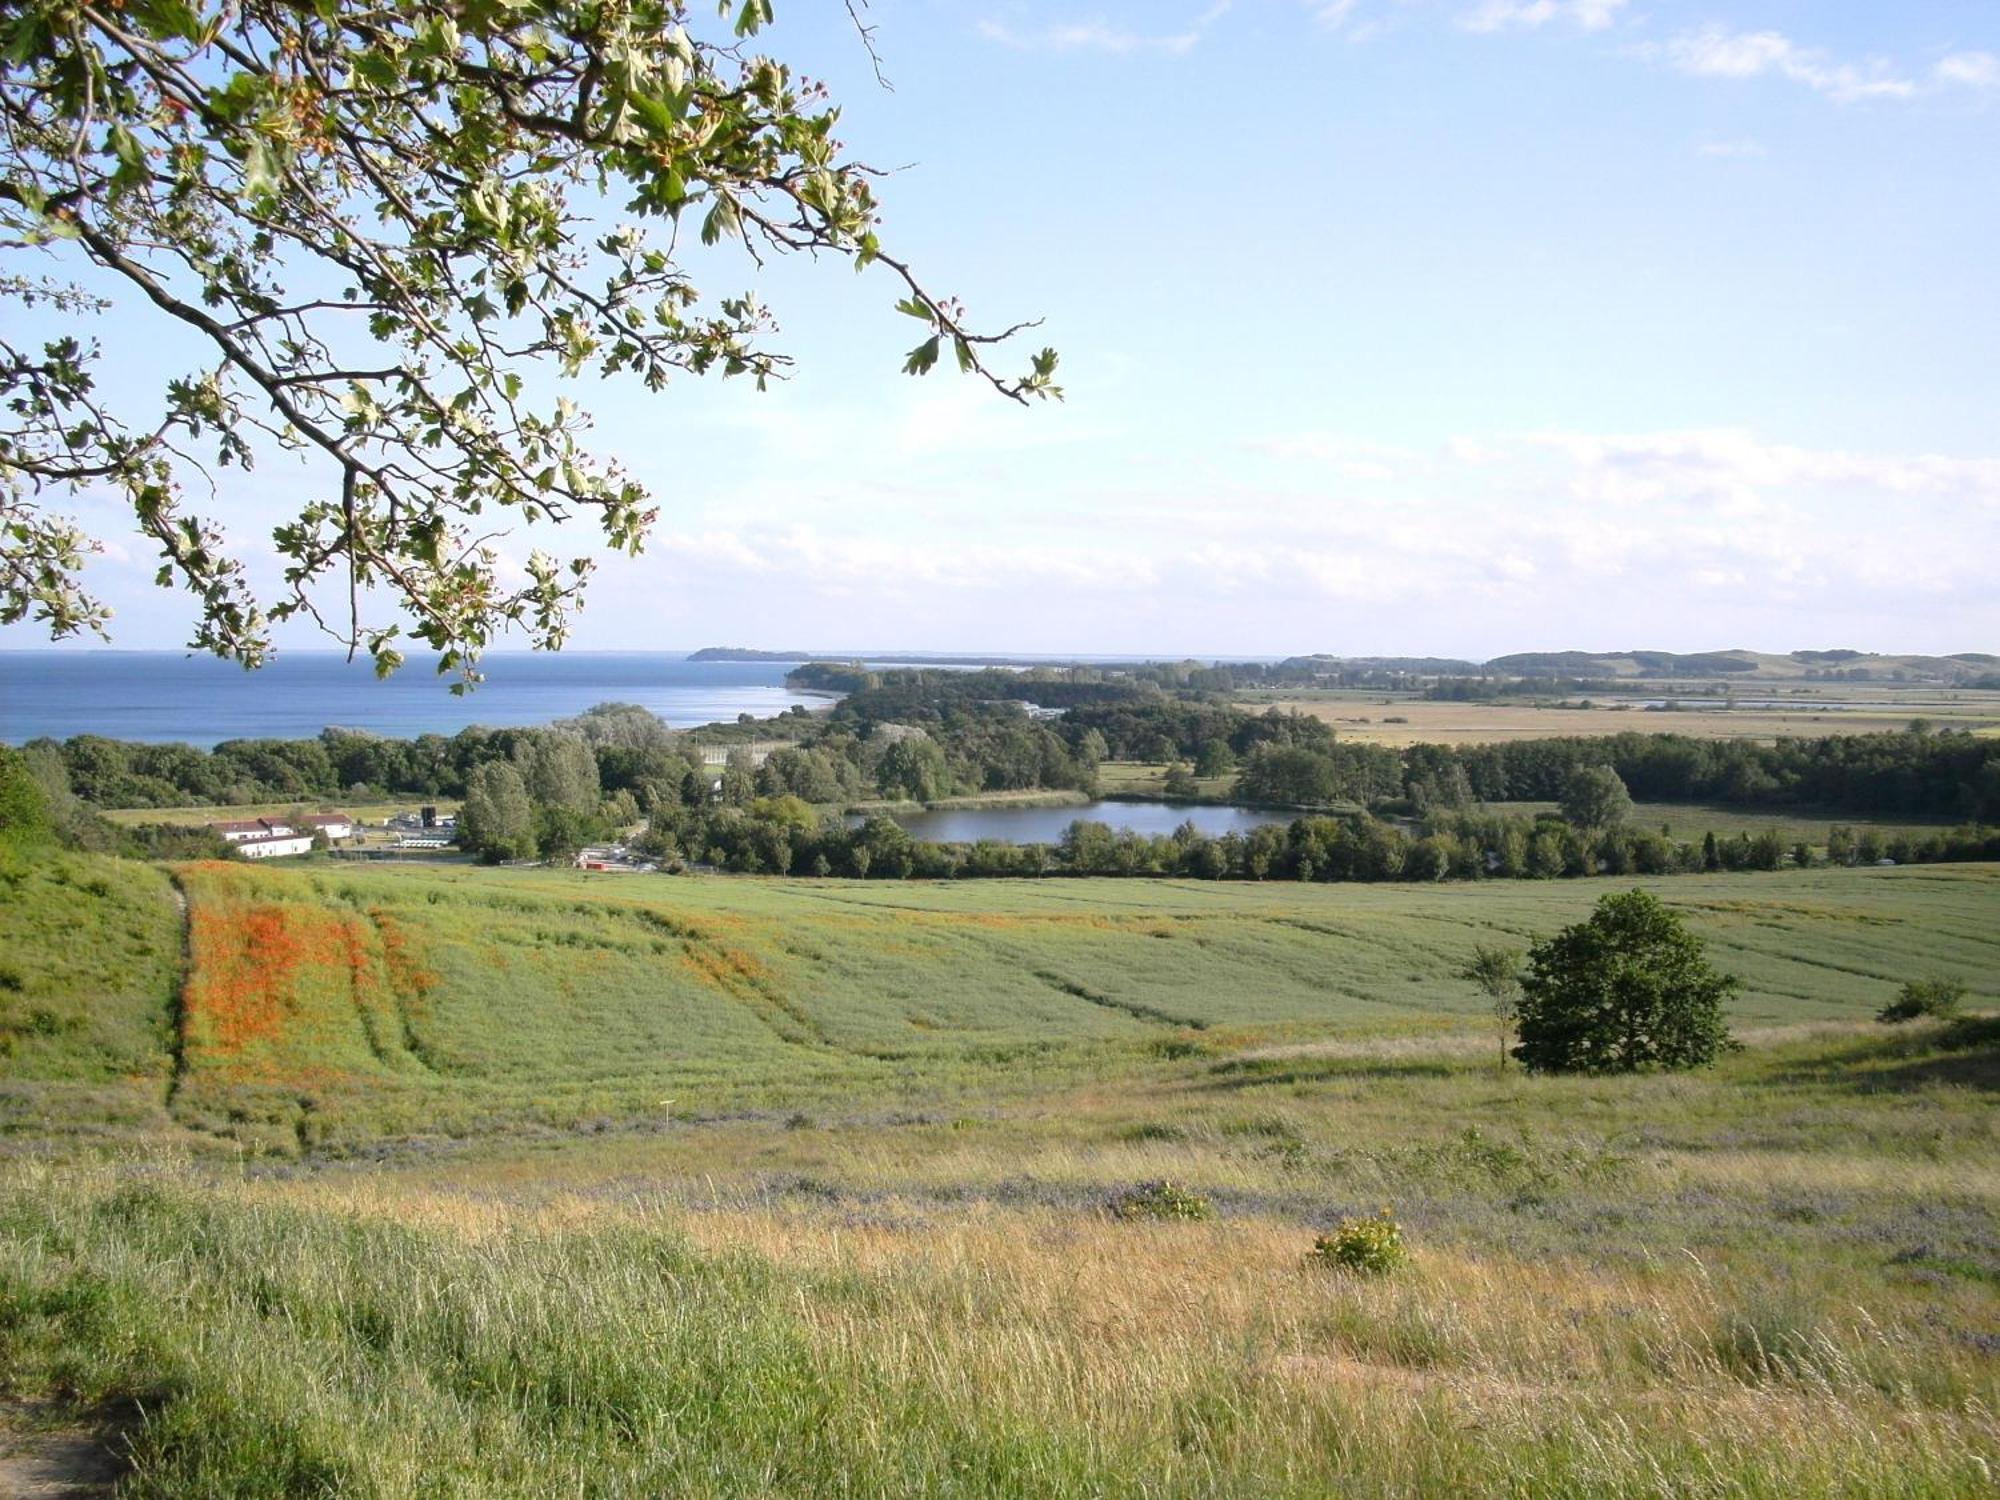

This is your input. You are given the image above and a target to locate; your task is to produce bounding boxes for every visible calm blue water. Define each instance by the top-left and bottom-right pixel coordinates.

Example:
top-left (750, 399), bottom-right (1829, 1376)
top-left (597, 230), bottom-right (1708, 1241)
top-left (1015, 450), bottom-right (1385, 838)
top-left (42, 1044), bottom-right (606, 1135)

top-left (870, 802), bottom-right (1293, 844)
top-left (0, 651), bottom-right (822, 746)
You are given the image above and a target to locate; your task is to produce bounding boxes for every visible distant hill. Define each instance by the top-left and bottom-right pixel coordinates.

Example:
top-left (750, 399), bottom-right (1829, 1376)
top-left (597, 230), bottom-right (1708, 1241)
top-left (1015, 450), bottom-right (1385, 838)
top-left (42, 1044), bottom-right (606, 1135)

top-left (703, 646), bottom-right (1996, 684)
top-left (690, 647), bottom-right (1118, 667)
top-left (1476, 649), bottom-right (1996, 683)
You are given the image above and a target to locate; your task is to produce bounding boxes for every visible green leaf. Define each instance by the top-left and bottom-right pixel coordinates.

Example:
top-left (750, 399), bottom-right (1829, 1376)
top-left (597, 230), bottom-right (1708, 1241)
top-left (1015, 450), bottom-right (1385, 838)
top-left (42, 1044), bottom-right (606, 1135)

top-left (700, 197), bottom-right (739, 245)
top-left (895, 298), bottom-right (935, 323)
top-left (351, 50), bottom-right (399, 91)
top-left (242, 139), bottom-right (279, 197)
top-left (902, 336), bottom-right (939, 377)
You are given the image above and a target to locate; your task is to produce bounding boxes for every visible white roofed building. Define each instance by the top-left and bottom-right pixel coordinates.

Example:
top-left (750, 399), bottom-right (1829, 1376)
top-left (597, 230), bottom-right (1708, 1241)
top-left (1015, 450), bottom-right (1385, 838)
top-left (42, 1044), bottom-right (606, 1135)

top-left (210, 817), bottom-right (298, 843)
top-left (232, 832), bottom-right (314, 859)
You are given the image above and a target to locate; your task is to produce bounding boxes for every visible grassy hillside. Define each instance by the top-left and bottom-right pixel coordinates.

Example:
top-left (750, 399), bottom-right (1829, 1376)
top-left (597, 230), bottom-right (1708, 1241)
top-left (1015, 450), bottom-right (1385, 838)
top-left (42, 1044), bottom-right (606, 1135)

top-left (152, 859), bottom-right (2000, 1154)
top-left (3, 1011), bottom-right (1997, 1495)
top-left (3, 856), bottom-right (1997, 1493)
top-left (0, 849), bottom-right (181, 1146)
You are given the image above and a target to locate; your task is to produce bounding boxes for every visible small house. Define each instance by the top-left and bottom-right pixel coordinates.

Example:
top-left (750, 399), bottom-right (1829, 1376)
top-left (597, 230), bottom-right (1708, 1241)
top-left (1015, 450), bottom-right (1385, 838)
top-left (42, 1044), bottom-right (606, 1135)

top-left (298, 812), bottom-right (357, 841)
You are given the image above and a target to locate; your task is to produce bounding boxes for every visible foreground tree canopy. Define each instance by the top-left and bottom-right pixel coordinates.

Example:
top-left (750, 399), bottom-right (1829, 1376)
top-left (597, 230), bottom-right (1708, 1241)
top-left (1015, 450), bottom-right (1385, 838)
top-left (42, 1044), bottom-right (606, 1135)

top-left (0, 0), bottom-right (1056, 681)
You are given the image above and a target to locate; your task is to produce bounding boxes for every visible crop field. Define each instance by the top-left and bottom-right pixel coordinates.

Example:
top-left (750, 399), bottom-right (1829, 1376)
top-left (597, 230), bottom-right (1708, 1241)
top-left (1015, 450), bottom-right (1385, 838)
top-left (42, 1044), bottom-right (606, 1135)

top-left (1235, 690), bottom-right (2000, 746)
top-left (2, 854), bottom-right (1996, 1493)
top-left (6, 854), bottom-right (1995, 1157)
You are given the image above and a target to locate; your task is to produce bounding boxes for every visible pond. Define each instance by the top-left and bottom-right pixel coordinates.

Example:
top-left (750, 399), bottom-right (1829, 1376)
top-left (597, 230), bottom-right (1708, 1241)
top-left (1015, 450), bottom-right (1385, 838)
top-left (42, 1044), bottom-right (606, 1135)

top-left (863, 800), bottom-right (1296, 845)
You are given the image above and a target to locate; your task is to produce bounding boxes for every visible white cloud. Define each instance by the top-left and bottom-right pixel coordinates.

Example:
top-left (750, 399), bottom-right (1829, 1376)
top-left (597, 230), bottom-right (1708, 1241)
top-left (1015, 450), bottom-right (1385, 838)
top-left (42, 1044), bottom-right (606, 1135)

top-left (1665, 26), bottom-right (1917, 103)
top-left (1696, 138), bottom-right (1767, 159)
top-left (614, 427), bottom-right (2000, 647)
top-left (1460, 0), bottom-right (1626, 36)
top-left (976, 3), bottom-right (1229, 56)
top-left (1936, 51), bottom-right (1999, 88)
top-left (1244, 432), bottom-right (1413, 480)
top-left (1307, 0), bottom-right (1368, 29)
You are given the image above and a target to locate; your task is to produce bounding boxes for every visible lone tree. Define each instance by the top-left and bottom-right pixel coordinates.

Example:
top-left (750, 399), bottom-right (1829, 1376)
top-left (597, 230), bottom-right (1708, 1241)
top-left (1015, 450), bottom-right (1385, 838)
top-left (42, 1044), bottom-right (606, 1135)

top-left (1457, 943), bottom-right (1523, 1068)
top-left (0, 1), bottom-right (1055, 683)
top-left (1559, 764), bottom-right (1633, 830)
top-left (1514, 889), bottom-right (1737, 1073)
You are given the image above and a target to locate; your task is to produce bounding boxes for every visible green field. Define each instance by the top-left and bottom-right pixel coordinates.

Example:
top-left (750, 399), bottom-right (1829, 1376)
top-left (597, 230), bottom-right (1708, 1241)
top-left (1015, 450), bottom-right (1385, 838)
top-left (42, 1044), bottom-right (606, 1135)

top-left (2, 853), bottom-right (1996, 1494)
top-left (4, 854), bottom-right (1995, 1155)
top-left (1486, 800), bottom-right (1958, 846)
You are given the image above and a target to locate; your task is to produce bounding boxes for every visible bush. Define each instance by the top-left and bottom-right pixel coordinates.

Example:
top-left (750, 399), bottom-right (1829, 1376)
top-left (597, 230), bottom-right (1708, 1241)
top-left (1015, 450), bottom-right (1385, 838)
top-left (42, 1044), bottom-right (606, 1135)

top-left (1513, 889), bottom-right (1738, 1073)
top-left (1110, 1180), bottom-right (1214, 1222)
top-left (1877, 977), bottom-right (1968, 1024)
top-left (1309, 1209), bottom-right (1407, 1276)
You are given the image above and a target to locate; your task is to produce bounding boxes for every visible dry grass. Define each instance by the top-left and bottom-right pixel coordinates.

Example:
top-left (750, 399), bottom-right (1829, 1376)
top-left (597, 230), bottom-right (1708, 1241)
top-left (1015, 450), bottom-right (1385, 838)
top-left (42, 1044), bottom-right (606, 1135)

top-left (12, 1162), bottom-right (1985, 1494)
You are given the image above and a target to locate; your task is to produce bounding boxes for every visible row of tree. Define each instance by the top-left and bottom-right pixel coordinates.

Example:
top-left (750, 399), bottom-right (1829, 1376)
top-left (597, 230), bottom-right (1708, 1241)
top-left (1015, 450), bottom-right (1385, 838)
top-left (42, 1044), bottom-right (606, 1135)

top-left (624, 796), bottom-right (2000, 883)
top-left (28, 695), bottom-right (2000, 831)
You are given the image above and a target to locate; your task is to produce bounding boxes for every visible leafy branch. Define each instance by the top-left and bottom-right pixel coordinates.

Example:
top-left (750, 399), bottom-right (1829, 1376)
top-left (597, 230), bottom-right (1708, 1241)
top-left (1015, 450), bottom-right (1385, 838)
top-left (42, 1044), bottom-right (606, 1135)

top-left (0, 0), bottom-right (1056, 686)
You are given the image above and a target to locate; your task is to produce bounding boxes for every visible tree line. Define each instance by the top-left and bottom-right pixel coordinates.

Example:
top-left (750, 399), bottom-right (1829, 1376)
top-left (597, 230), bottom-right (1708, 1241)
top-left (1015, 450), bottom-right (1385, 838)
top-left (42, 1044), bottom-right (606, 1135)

top-left (627, 797), bottom-right (2000, 882)
top-left (21, 696), bottom-right (2000, 832)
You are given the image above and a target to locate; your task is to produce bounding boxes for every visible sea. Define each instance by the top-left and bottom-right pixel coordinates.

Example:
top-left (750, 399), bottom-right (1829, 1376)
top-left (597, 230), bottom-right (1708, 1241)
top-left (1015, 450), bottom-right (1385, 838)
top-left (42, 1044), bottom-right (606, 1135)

top-left (0, 651), bottom-right (830, 747)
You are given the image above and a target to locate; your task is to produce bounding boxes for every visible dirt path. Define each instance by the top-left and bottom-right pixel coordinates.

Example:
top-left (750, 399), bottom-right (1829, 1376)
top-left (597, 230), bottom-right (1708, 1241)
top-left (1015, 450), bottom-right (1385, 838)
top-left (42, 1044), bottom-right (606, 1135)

top-left (0, 1404), bottom-right (125, 1498)
top-left (163, 876), bottom-right (191, 1112)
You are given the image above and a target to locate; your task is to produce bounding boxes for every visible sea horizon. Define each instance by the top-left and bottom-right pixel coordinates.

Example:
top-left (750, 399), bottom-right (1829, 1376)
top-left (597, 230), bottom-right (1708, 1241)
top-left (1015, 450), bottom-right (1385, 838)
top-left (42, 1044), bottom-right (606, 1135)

top-left (0, 649), bottom-right (824, 747)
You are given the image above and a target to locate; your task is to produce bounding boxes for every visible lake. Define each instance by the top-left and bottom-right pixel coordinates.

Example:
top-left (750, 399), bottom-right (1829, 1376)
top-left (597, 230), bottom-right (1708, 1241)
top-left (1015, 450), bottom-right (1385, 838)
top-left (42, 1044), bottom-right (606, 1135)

top-left (0, 651), bottom-right (825, 747)
top-left (868, 801), bottom-right (1295, 844)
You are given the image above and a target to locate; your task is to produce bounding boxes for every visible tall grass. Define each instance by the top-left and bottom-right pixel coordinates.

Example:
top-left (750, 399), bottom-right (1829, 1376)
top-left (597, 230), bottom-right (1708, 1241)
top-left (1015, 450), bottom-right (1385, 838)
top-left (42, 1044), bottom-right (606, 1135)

top-left (1, 1166), bottom-right (1993, 1497)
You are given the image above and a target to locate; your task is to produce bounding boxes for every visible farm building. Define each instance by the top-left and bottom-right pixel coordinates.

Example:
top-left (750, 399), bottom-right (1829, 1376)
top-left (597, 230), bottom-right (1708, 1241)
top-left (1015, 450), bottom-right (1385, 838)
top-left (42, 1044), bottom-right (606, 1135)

top-left (209, 818), bottom-right (298, 843)
top-left (575, 845), bottom-right (649, 872)
top-left (697, 742), bottom-right (782, 768)
top-left (297, 812), bottom-right (357, 840)
top-left (231, 831), bottom-right (314, 859)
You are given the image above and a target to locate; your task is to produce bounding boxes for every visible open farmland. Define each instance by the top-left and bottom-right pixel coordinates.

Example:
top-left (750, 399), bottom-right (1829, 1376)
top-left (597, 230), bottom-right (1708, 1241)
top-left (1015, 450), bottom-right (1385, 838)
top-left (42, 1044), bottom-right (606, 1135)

top-left (7, 854), bottom-right (1995, 1157)
top-left (1, 853), bottom-right (1996, 1494)
top-left (1236, 689), bottom-right (2000, 746)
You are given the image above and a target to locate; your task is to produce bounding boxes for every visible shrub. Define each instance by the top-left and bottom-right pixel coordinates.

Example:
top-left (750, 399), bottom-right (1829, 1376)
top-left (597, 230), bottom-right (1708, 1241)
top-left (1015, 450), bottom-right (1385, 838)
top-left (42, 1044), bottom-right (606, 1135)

top-left (1110, 1180), bottom-right (1214, 1222)
top-left (1514, 889), bottom-right (1738, 1073)
top-left (1877, 977), bottom-right (1968, 1024)
top-left (1309, 1209), bottom-right (1407, 1276)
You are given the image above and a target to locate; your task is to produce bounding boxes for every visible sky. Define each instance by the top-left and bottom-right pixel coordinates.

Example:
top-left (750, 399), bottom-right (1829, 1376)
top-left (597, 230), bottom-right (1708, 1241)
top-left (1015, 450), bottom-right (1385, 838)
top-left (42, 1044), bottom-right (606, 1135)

top-left (7, 0), bottom-right (1998, 661)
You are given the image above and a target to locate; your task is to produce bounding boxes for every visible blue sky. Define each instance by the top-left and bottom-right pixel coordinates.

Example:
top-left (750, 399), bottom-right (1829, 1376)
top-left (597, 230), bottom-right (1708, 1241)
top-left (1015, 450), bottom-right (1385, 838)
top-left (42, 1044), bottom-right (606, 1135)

top-left (9, 0), bottom-right (1998, 659)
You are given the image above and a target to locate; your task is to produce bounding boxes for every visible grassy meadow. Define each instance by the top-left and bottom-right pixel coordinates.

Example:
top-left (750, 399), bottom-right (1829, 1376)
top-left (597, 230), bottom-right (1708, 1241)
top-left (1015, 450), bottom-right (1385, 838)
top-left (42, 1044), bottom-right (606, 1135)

top-left (1484, 801), bottom-right (1957, 847)
top-left (2, 853), bottom-right (1996, 1493)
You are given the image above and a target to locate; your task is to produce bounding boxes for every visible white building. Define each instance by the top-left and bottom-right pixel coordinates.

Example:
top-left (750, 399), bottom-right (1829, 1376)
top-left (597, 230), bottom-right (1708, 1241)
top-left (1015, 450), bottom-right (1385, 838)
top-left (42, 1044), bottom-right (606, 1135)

top-left (233, 832), bottom-right (314, 859)
top-left (210, 818), bottom-right (298, 843)
top-left (298, 812), bottom-right (357, 841)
